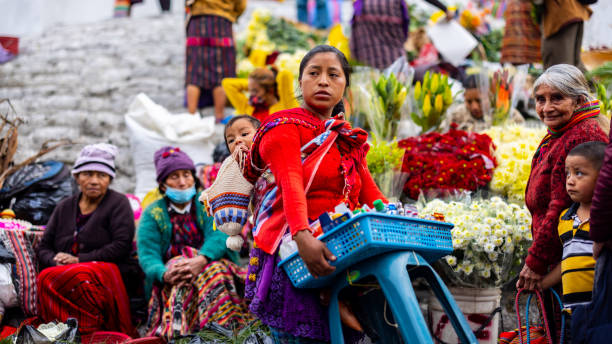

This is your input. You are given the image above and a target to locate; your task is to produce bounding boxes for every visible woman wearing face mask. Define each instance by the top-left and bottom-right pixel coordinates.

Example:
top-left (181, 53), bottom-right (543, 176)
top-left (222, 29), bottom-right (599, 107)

top-left (137, 146), bottom-right (250, 341)
top-left (222, 67), bottom-right (299, 122)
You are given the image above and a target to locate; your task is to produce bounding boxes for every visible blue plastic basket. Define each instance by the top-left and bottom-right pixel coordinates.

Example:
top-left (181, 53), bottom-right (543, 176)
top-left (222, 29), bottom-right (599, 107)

top-left (279, 212), bottom-right (454, 289)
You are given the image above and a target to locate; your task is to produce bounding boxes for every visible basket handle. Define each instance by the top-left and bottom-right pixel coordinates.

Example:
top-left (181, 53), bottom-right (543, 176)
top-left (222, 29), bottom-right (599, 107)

top-left (516, 289), bottom-right (552, 344)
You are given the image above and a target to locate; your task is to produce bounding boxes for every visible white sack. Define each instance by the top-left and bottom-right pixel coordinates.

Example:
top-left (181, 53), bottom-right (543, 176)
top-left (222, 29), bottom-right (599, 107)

top-left (0, 263), bottom-right (18, 317)
top-left (125, 93), bottom-right (222, 199)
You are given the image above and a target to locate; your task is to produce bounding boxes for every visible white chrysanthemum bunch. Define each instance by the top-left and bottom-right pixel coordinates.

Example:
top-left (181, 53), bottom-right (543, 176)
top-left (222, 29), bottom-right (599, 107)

top-left (419, 196), bottom-right (532, 287)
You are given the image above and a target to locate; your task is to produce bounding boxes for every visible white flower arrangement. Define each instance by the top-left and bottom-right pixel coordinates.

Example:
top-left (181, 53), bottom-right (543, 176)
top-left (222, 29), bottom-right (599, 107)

top-left (418, 196), bottom-right (532, 287)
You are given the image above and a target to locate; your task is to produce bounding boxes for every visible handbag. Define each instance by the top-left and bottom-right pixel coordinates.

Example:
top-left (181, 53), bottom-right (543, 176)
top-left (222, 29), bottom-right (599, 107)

top-left (498, 288), bottom-right (565, 344)
top-left (200, 148), bottom-right (254, 251)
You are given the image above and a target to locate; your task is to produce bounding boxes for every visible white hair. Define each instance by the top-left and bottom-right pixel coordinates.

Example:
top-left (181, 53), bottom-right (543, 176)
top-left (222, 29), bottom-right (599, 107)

top-left (533, 64), bottom-right (593, 102)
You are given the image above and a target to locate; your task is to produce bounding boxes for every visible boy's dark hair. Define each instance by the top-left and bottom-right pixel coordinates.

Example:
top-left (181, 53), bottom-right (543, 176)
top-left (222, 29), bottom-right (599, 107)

top-left (462, 74), bottom-right (479, 90)
top-left (224, 115), bottom-right (261, 150)
top-left (213, 142), bottom-right (230, 163)
top-left (568, 141), bottom-right (607, 170)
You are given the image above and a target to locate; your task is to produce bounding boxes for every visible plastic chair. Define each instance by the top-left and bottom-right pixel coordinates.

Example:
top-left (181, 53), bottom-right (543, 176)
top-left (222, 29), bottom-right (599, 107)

top-left (125, 337), bottom-right (165, 344)
top-left (82, 331), bottom-right (132, 344)
top-left (327, 250), bottom-right (478, 344)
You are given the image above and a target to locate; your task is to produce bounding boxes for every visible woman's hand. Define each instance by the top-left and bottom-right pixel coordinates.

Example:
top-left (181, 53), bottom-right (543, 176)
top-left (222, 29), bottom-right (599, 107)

top-left (593, 240), bottom-right (612, 259)
top-left (294, 230), bottom-right (336, 278)
top-left (516, 264), bottom-right (543, 291)
top-left (162, 264), bottom-right (188, 286)
top-left (173, 255), bottom-right (208, 284)
top-left (53, 252), bottom-right (79, 266)
top-left (163, 256), bottom-right (208, 287)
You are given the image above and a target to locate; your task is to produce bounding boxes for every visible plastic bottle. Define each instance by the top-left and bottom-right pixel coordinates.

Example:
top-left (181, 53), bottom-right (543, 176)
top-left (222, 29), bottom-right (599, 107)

top-left (387, 204), bottom-right (398, 215)
top-left (373, 199), bottom-right (386, 213)
top-left (404, 204), bottom-right (419, 218)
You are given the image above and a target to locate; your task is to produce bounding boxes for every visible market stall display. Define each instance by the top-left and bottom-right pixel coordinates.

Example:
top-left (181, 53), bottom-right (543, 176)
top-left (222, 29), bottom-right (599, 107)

top-left (398, 127), bottom-right (497, 199)
top-left (484, 124), bottom-right (546, 202)
top-left (411, 71), bottom-right (454, 133)
top-left (418, 197), bottom-right (532, 288)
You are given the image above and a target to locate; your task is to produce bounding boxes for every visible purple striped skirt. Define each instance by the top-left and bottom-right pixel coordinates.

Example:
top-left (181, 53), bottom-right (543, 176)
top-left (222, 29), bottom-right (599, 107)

top-left (185, 15), bottom-right (236, 89)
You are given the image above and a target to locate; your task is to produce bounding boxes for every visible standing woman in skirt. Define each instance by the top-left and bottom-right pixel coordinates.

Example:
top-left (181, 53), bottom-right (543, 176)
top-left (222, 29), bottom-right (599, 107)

top-left (350, 0), bottom-right (453, 70)
top-left (500, 0), bottom-right (542, 65)
top-left (185, 0), bottom-right (246, 121)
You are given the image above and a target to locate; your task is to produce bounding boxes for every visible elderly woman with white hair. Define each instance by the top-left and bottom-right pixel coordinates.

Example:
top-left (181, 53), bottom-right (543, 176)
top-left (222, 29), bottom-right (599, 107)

top-left (37, 143), bottom-right (139, 337)
top-left (515, 64), bottom-right (609, 338)
top-left (518, 64), bottom-right (609, 291)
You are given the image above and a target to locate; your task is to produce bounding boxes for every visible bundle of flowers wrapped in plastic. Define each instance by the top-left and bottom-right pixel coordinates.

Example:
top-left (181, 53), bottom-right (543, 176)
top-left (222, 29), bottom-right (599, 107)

top-left (484, 124), bottom-right (546, 203)
top-left (418, 196), bottom-right (532, 287)
top-left (398, 126), bottom-right (497, 199)
top-left (366, 135), bottom-right (407, 201)
top-left (243, 9), bottom-right (275, 54)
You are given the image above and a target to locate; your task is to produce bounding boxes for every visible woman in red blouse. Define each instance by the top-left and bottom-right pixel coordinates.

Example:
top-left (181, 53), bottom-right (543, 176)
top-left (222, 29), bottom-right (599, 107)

top-left (243, 45), bottom-right (386, 342)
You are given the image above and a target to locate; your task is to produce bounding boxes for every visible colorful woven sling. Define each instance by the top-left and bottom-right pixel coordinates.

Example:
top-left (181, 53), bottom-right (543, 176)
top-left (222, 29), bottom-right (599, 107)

top-left (245, 108), bottom-right (368, 255)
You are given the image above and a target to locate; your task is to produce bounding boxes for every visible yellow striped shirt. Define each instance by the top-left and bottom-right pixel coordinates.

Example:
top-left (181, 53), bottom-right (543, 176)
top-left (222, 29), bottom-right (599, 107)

top-left (558, 204), bottom-right (596, 309)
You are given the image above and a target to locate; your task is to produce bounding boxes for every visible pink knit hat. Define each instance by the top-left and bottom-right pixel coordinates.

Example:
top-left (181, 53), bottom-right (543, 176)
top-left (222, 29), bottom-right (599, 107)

top-left (72, 143), bottom-right (118, 178)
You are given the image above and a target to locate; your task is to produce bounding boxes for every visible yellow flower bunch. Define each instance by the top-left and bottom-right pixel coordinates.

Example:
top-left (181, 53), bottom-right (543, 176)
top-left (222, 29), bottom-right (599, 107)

top-left (244, 9), bottom-right (275, 54)
top-left (411, 71), bottom-right (453, 133)
top-left (275, 50), bottom-right (307, 80)
top-left (483, 124), bottom-right (546, 203)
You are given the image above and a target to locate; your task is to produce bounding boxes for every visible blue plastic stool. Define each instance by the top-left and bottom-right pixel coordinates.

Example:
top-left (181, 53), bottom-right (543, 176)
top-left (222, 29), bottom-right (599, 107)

top-left (327, 250), bottom-right (478, 344)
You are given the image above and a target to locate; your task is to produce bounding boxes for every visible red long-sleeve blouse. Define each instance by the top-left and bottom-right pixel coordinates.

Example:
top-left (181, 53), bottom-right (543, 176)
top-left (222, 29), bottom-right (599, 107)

top-left (258, 115), bottom-right (386, 236)
top-left (525, 119), bottom-right (608, 275)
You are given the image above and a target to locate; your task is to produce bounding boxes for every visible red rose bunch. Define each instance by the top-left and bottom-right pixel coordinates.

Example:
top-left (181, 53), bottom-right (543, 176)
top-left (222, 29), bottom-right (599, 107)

top-left (398, 125), bottom-right (497, 199)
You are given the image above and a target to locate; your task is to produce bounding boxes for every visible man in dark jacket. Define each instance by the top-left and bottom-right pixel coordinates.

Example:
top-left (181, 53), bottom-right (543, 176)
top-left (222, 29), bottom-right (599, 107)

top-left (574, 129), bottom-right (612, 343)
top-left (591, 130), bottom-right (612, 258)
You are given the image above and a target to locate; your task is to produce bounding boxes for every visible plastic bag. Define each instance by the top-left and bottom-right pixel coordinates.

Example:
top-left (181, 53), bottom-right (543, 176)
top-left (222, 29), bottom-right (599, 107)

top-left (35, 318), bottom-right (80, 343)
top-left (383, 55), bottom-right (415, 86)
top-left (14, 325), bottom-right (52, 344)
top-left (0, 161), bottom-right (78, 225)
top-left (0, 161), bottom-right (64, 199)
top-left (55, 318), bottom-right (80, 343)
top-left (0, 262), bottom-right (18, 322)
top-left (348, 66), bottom-right (381, 131)
top-left (243, 332), bottom-right (274, 344)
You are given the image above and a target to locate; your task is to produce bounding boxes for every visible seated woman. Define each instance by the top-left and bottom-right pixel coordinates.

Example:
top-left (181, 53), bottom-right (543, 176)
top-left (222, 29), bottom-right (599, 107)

top-left (442, 74), bottom-right (525, 132)
top-left (37, 143), bottom-right (139, 336)
top-left (222, 67), bottom-right (299, 122)
top-left (137, 146), bottom-right (250, 341)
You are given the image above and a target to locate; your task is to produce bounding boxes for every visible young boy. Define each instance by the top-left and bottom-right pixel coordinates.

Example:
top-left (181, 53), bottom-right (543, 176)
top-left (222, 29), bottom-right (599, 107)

top-left (541, 141), bottom-right (608, 316)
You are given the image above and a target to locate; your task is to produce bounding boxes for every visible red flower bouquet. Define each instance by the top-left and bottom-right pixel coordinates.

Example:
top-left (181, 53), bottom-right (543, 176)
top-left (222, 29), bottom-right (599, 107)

top-left (398, 125), bottom-right (497, 199)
